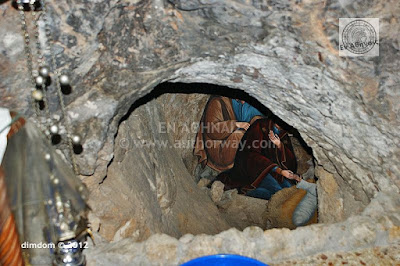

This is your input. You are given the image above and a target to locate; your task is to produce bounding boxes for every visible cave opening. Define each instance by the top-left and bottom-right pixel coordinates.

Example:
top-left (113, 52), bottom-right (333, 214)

top-left (91, 82), bottom-right (317, 242)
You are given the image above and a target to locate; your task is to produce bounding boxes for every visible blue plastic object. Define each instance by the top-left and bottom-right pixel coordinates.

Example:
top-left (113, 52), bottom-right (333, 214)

top-left (181, 254), bottom-right (268, 266)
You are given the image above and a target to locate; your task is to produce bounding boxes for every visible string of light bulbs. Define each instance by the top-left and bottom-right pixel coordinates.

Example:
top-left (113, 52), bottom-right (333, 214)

top-left (16, 0), bottom-right (82, 175)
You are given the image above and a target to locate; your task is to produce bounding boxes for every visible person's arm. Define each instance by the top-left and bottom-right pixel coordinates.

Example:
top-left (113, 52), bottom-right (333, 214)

top-left (270, 162), bottom-right (294, 178)
top-left (269, 132), bottom-right (297, 173)
top-left (272, 166), bottom-right (298, 180)
top-left (250, 115), bottom-right (263, 125)
top-left (235, 122), bottom-right (250, 130)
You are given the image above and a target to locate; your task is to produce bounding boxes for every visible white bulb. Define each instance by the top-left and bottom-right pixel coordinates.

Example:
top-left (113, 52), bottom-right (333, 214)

top-left (59, 74), bottom-right (70, 85)
top-left (32, 90), bottom-right (43, 101)
top-left (71, 134), bottom-right (81, 145)
top-left (35, 75), bottom-right (44, 86)
top-left (39, 66), bottom-right (50, 78)
top-left (50, 125), bottom-right (59, 134)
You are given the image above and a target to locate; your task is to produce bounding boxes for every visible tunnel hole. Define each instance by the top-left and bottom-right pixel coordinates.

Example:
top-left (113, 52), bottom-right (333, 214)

top-left (95, 82), bottom-right (318, 242)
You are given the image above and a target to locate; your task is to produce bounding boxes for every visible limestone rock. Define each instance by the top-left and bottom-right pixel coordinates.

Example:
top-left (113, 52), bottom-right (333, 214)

top-left (1, 0), bottom-right (400, 263)
top-left (215, 189), bottom-right (238, 209)
top-left (87, 99), bottom-right (232, 241)
top-left (1, 0), bottom-right (399, 223)
top-left (157, 93), bottom-right (209, 176)
top-left (277, 244), bottom-right (400, 266)
top-left (220, 193), bottom-right (268, 230)
top-left (197, 178), bottom-right (211, 188)
top-left (301, 160), bottom-right (315, 180)
top-left (210, 181), bottom-right (224, 203)
top-left (84, 191), bottom-right (400, 265)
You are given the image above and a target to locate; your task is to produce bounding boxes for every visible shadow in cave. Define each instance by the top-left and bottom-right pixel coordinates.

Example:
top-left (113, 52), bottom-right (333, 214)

top-left (120, 82), bottom-right (271, 123)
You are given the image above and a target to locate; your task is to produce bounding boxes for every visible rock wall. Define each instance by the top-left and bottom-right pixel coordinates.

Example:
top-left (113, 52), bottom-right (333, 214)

top-left (84, 192), bottom-right (400, 265)
top-left (88, 90), bottom-right (314, 241)
top-left (157, 93), bottom-right (209, 176)
top-left (88, 97), bottom-right (232, 241)
top-left (0, 0), bottom-right (399, 229)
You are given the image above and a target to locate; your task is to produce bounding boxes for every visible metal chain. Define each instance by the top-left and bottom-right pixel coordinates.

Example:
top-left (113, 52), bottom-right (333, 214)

top-left (15, 3), bottom-right (89, 261)
top-left (29, 1), bottom-right (52, 123)
top-left (29, 2), bottom-right (44, 67)
top-left (40, 0), bottom-right (79, 175)
top-left (17, 1), bottom-right (41, 118)
top-left (17, 0), bottom-right (79, 176)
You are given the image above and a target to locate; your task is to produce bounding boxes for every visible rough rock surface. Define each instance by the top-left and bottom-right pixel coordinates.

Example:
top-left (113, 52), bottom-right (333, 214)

top-left (1, 0), bottom-right (400, 262)
top-left (87, 91), bottom-right (313, 241)
top-left (88, 97), bottom-right (232, 241)
top-left (1, 0), bottom-right (399, 224)
top-left (197, 177), bottom-right (211, 188)
top-left (84, 192), bottom-right (400, 265)
top-left (157, 93), bottom-right (209, 176)
top-left (219, 191), bottom-right (268, 230)
top-left (196, 180), bottom-right (268, 230)
top-left (276, 245), bottom-right (400, 265)
top-left (210, 180), bottom-right (224, 203)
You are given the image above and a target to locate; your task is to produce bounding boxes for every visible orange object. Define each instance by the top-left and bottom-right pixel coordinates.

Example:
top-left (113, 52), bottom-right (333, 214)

top-left (7, 112), bottom-right (26, 139)
top-left (1, 114), bottom-right (25, 266)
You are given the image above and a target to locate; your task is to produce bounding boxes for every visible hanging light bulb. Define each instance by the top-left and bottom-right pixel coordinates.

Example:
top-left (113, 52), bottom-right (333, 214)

top-left (39, 66), bottom-right (50, 78)
top-left (35, 75), bottom-right (44, 86)
top-left (12, 0), bottom-right (41, 10)
top-left (59, 74), bottom-right (70, 86)
top-left (71, 134), bottom-right (81, 145)
top-left (32, 89), bottom-right (43, 101)
top-left (50, 125), bottom-right (59, 135)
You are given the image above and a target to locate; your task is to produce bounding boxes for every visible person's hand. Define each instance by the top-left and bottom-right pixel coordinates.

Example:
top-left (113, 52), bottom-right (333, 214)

top-left (236, 122), bottom-right (250, 130)
top-left (289, 174), bottom-right (301, 182)
top-left (282, 171), bottom-right (302, 182)
top-left (292, 174), bottom-right (302, 182)
top-left (269, 130), bottom-right (281, 149)
top-left (281, 170), bottom-right (294, 179)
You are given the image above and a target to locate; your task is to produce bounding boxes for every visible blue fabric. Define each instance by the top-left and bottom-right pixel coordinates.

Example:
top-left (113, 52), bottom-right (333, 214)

top-left (293, 180), bottom-right (318, 226)
top-left (245, 187), bottom-right (272, 200)
top-left (231, 99), bottom-right (264, 123)
top-left (272, 125), bottom-right (281, 136)
top-left (246, 174), bottom-right (292, 200)
top-left (271, 166), bottom-right (278, 173)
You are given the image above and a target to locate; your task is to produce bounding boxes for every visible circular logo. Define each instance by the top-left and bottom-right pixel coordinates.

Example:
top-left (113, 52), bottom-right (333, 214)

top-left (342, 20), bottom-right (377, 54)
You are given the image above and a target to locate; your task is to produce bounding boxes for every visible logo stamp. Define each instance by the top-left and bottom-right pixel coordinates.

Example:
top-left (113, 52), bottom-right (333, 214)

top-left (339, 18), bottom-right (379, 57)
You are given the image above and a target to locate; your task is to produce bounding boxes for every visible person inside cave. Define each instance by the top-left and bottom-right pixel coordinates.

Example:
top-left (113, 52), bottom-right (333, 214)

top-left (216, 116), bottom-right (300, 200)
top-left (193, 95), bottom-right (265, 181)
top-left (212, 114), bottom-right (319, 227)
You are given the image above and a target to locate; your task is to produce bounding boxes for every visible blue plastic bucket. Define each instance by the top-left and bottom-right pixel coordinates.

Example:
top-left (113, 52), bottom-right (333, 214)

top-left (181, 254), bottom-right (268, 266)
